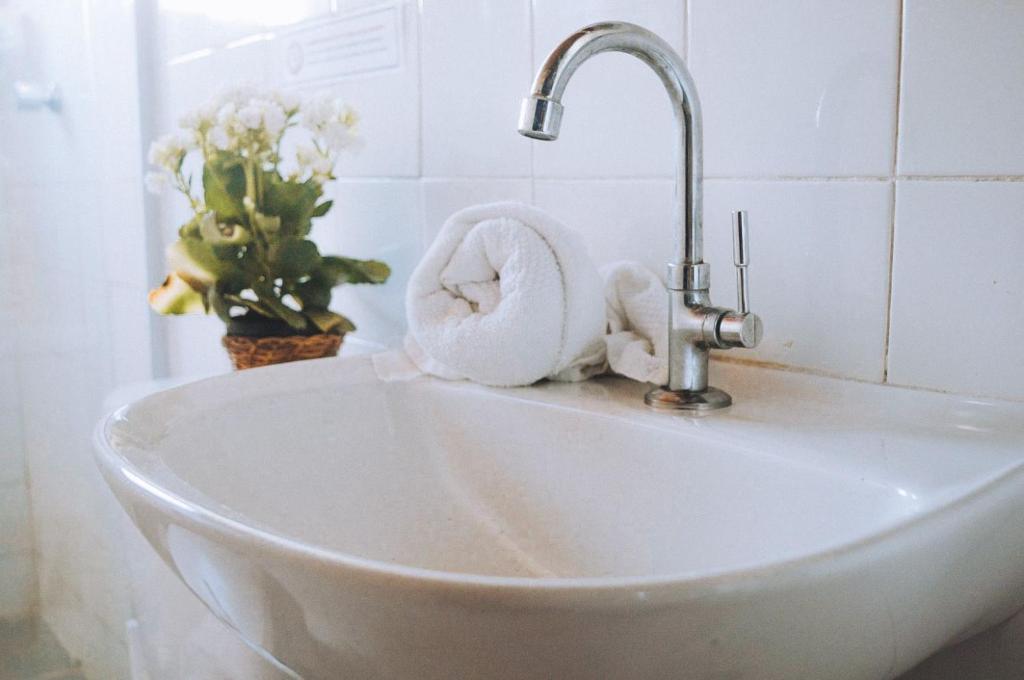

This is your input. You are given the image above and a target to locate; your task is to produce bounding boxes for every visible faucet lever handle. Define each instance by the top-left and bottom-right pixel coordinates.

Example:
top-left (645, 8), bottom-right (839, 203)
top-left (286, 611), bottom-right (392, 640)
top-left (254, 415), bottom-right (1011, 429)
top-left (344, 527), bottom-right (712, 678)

top-left (718, 209), bottom-right (762, 349)
top-left (732, 210), bottom-right (751, 314)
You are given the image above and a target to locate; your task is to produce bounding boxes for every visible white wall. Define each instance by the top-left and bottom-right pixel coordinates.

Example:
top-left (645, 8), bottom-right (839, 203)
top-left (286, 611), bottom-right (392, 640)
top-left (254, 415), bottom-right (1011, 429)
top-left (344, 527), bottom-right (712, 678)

top-left (0, 0), bottom-right (37, 625)
top-left (156, 0), bottom-right (1024, 404)
top-left (0, 0), bottom-right (152, 676)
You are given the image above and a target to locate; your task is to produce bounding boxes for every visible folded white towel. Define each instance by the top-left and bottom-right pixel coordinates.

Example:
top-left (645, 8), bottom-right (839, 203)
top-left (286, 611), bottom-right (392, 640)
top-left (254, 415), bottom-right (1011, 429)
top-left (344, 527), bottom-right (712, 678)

top-left (601, 261), bottom-right (669, 385)
top-left (405, 202), bottom-right (606, 387)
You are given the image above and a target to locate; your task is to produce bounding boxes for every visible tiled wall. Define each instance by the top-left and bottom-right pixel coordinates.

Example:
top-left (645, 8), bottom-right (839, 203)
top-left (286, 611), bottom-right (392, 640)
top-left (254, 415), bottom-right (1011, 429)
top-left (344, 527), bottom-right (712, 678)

top-left (61, 0), bottom-right (1015, 675)
top-left (0, 189), bottom-right (34, 620)
top-left (1, 0), bottom-right (152, 676)
top-left (159, 0), bottom-right (1023, 403)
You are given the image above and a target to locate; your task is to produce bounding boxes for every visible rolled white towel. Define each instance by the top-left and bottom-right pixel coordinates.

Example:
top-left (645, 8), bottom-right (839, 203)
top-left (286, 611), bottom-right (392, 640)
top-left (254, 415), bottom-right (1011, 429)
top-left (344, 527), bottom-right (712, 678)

top-left (602, 261), bottom-right (669, 386)
top-left (405, 201), bottom-right (606, 387)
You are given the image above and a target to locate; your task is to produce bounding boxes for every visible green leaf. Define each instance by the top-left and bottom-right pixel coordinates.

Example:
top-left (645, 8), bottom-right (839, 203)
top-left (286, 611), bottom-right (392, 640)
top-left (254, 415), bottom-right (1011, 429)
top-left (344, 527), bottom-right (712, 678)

top-left (317, 256), bottom-right (391, 285)
top-left (311, 200), bottom-right (333, 218)
top-left (210, 244), bottom-right (244, 264)
top-left (294, 278), bottom-right (332, 309)
top-left (178, 214), bottom-right (201, 239)
top-left (253, 211), bottom-right (281, 235)
top-left (305, 309), bottom-right (355, 335)
top-left (214, 267), bottom-right (248, 295)
top-left (181, 237), bottom-right (232, 278)
top-left (252, 281), bottom-right (308, 330)
top-left (272, 239), bottom-right (321, 279)
top-left (203, 155), bottom-right (247, 223)
top-left (262, 172), bottom-right (321, 237)
top-left (199, 211), bottom-right (251, 246)
top-left (208, 290), bottom-right (233, 323)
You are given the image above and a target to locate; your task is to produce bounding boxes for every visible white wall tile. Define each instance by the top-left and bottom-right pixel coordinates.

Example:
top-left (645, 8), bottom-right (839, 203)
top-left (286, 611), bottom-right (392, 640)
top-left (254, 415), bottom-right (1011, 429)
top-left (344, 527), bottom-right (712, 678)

top-left (421, 0), bottom-right (532, 177)
top-left (107, 283), bottom-right (154, 386)
top-left (421, 178), bottom-right (532, 247)
top-left (87, 0), bottom-right (147, 185)
top-left (100, 180), bottom-right (149, 288)
top-left (704, 180), bottom-right (893, 380)
top-left (0, 359), bottom-right (25, 488)
top-left (156, 0), bottom-right (331, 56)
top-left (2, 7), bottom-right (145, 668)
top-left (0, 205), bottom-right (15, 352)
top-left (160, 39), bottom-right (270, 133)
top-left (0, 551), bottom-right (35, 618)
top-left (888, 181), bottom-right (1024, 400)
top-left (0, 481), bottom-right (32, 555)
top-left (0, 2), bottom-right (102, 186)
top-left (324, 180), bottom-right (422, 345)
top-left (689, 0), bottom-right (900, 178)
top-left (533, 179), bottom-right (674, 271)
top-left (166, 315), bottom-right (233, 378)
top-left (7, 183), bottom-right (110, 358)
top-left (268, 3), bottom-right (422, 177)
top-left (531, 1), bottom-right (685, 178)
top-left (898, 1), bottom-right (1024, 176)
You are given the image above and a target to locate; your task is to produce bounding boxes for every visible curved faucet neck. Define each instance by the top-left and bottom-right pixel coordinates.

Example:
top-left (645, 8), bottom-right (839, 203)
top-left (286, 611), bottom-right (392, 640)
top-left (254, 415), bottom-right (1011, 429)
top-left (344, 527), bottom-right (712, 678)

top-left (521, 22), bottom-right (704, 274)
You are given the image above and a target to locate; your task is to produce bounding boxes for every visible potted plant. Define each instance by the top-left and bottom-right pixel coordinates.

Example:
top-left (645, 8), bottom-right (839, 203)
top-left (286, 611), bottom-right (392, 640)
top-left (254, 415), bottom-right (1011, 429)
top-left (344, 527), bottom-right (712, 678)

top-left (145, 86), bottom-right (390, 369)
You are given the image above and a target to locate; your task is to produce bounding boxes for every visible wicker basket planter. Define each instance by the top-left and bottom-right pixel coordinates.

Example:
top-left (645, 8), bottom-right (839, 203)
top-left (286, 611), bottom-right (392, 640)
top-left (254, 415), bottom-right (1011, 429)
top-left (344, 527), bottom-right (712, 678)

top-left (222, 333), bottom-right (344, 370)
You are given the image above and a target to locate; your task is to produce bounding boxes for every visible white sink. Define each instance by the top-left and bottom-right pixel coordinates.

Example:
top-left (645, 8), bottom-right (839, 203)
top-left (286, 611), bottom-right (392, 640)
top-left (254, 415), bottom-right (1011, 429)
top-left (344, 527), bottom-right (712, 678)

top-left (95, 354), bottom-right (1024, 680)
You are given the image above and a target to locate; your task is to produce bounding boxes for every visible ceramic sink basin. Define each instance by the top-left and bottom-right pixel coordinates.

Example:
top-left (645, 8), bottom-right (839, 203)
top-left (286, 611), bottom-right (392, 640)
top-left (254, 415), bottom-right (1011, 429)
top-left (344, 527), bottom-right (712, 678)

top-left (95, 354), bottom-right (1024, 680)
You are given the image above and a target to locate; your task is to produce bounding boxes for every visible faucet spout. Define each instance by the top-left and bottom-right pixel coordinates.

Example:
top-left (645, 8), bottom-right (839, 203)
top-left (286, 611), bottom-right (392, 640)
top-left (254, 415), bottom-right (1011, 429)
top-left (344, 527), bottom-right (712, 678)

top-left (518, 22), bottom-right (704, 269)
top-left (520, 22), bottom-right (762, 411)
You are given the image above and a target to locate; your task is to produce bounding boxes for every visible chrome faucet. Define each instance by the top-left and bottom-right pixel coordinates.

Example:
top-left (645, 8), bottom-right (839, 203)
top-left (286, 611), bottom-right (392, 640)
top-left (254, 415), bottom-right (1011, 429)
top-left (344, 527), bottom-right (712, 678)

top-left (518, 21), bottom-right (763, 411)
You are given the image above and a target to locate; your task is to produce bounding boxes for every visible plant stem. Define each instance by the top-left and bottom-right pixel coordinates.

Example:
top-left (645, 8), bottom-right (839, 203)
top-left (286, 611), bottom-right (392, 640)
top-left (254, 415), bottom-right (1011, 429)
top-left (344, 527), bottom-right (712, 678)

top-left (173, 169), bottom-right (202, 212)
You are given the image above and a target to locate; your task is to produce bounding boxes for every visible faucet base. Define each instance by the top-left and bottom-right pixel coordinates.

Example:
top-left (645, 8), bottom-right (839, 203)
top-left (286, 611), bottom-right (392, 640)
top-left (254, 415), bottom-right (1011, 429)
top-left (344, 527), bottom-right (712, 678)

top-left (644, 386), bottom-right (732, 412)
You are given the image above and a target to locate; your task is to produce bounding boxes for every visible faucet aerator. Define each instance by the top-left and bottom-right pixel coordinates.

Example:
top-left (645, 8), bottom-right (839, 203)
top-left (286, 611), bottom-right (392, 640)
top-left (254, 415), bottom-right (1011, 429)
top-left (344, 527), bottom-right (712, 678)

top-left (518, 96), bottom-right (562, 140)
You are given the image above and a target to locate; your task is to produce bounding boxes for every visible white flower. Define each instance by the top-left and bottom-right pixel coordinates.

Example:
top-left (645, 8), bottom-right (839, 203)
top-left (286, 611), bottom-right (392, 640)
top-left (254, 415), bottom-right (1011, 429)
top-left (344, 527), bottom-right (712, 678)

top-left (295, 143), bottom-right (317, 168)
top-left (178, 107), bottom-right (214, 132)
top-left (260, 100), bottom-right (287, 137)
top-left (208, 125), bottom-right (232, 151)
top-left (301, 93), bottom-right (332, 129)
top-left (311, 155), bottom-right (333, 178)
top-left (208, 94), bottom-right (290, 152)
top-left (301, 94), bottom-right (361, 153)
top-left (321, 121), bottom-right (360, 153)
top-left (215, 84), bottom-right (260, 110)
top-left (295, 143), bottom-right (334, 180)
top-left (274, 89), bottom-right (301, 113)
top-left (237, 102), bottom-right (263, 130)
top-left (237, 98), bottom-right (287, 137)
top-left (147, 131), bottom-right (194, 171)
top-left (144, 171), bottom-right (170, 194)
top-left (216, 102), bottom-right (239, 128)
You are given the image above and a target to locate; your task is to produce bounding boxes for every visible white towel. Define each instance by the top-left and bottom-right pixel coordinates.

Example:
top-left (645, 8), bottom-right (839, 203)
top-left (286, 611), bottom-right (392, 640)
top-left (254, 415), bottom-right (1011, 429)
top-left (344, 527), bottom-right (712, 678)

top-left (405, 202), bottom-right (606, 387)
top-left (602, 261), bottom-right (669, 386)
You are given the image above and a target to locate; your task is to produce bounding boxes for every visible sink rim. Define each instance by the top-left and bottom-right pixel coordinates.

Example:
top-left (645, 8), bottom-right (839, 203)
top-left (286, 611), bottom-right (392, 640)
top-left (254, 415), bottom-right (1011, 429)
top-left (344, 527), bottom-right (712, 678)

top-left (93, 357), bottom-right (1024, 595)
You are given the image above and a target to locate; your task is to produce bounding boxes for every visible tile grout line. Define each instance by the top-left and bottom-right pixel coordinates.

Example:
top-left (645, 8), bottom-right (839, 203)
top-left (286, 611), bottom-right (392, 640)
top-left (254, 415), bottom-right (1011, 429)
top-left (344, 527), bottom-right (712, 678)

top-left (712, 355), bottom-right (1024, 404)
top-left (330, 174), bottom-right (1024, 184)
top-left (882, 0), bottom-right (906, 384)
top-left (414, 0), bottom-right (427, 251)
top-left (528, 0), bottom-right (537, 204)
top-left (684, 0), bottom-right (692, 64)
top-left (12, 345), bottom-right (42, 617)
top-left (414, 0), bottom-right (424, 181)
